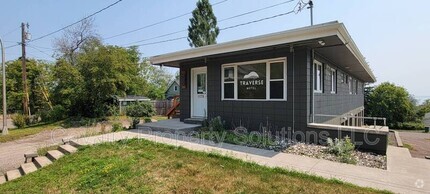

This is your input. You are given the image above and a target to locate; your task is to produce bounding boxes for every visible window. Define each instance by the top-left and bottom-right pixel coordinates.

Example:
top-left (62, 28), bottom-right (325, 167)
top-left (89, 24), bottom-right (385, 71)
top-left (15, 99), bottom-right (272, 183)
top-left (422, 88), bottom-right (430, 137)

top-left (348, 76), bottom-right (352, 94)
top-left (197, 73), bottom-right (206, 94)
top-left (269, 62), bottom-right (285, 99)
top-left (174, 85), bottom-right (178, 91)
top-left (221, 58), bottom-right (286, 100)
top-left (329, 68), bottom-right (336, 93)
top-left (314, 61), bottom-right (323, 92)
top-left (340, 72), bottom-right (345, 83)
top-left (223, 67), bottom-right (235, 99)
top-left (355, 80), bottom-right (359, 95)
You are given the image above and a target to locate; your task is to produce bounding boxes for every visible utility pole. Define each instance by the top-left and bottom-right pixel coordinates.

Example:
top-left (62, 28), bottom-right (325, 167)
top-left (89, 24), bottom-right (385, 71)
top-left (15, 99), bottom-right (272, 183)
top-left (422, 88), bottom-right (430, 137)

top-left (21, 22), bottom-right (30, 116)
top-left (308, 0), bottom-right (314, 26)
top-left (0, 37), bottom-right (7, 135)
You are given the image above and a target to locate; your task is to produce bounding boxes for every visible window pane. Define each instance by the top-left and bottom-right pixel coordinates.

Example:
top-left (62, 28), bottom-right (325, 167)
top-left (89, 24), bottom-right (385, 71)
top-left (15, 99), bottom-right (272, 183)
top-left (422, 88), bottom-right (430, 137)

top-left (270, 62), bottom-right (284, 79)
top-left (224, 83), bottom-right (234, 99)
top-left (197, 73), bottom-right (206, 94)
top-left (238, 63), bottom-right (266, 99)
top-left (224, 67), bottom-right (234, 82)
top-left (270, 81), bottom-right (284, 99)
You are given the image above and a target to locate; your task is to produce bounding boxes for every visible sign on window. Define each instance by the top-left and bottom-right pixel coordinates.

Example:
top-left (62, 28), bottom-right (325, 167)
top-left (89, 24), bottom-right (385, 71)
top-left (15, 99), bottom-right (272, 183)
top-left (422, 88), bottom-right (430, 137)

top-left (237, 63), bottom-right (266, 99)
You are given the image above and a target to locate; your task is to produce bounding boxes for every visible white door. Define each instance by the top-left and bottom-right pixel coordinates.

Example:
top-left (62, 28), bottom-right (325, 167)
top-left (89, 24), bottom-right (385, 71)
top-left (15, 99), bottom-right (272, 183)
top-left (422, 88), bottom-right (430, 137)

top-left (191, 67), bottom-right (207, 118)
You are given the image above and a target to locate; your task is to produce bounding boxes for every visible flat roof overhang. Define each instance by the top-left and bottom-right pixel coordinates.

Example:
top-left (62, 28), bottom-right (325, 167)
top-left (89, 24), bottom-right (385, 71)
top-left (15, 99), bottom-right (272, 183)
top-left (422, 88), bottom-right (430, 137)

top-left (150, 21), bottom-right (376, 83)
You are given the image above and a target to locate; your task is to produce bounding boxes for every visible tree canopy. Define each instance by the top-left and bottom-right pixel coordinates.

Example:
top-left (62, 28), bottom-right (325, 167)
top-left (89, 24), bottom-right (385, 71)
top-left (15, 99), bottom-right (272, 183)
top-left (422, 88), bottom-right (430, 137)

top-left (365, 82), bottom-right (415, 127)
top-left (187, 0), bottom-right (220, 47)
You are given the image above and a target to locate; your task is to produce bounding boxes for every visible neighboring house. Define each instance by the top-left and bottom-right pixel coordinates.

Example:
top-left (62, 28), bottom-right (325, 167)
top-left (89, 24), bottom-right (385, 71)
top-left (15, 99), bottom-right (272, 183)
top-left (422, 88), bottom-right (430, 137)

top-left (115, 95), bottom-right (151, 114)
top-left (165, 79), bottom-right (180, 99)
top-left (150, 21), bottom-right (387, 154)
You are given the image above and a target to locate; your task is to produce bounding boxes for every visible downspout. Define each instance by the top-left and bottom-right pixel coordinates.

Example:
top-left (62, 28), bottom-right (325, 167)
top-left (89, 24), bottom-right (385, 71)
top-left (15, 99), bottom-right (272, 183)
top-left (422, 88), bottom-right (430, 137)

top-left (311, 49), bottom-right (315, 123)
top-left (291, 46), bottom-right (295, 133)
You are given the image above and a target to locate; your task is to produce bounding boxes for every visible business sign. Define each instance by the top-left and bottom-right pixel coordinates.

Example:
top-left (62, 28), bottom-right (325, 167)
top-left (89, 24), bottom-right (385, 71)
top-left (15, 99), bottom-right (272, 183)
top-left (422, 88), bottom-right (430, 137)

top-left (237, 63), bottom-right (266, 99)
top-left (424, 113), bottom-right (430, 127)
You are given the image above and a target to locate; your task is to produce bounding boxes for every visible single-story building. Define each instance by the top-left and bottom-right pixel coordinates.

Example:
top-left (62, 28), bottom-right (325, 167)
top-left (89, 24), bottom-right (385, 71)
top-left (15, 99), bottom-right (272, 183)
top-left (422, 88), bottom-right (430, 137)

top-left (165, 79), bottom-right (180, 100)
top-left (115, 95), bottom-right (151, 114)
top-left (150, 21), bottom-right (388, 154)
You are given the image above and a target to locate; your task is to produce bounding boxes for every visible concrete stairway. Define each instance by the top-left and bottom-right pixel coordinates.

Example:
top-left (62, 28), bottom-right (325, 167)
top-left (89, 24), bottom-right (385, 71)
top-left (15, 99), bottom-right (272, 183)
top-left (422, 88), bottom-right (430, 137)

top-left (0, 143), bottom-right (79, 184)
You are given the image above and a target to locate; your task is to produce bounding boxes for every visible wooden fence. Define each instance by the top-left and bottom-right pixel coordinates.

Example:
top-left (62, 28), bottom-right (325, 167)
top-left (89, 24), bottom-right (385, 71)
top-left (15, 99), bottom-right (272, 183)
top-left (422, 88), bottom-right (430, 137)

top-left (151, 100), bottom-right (173, 115)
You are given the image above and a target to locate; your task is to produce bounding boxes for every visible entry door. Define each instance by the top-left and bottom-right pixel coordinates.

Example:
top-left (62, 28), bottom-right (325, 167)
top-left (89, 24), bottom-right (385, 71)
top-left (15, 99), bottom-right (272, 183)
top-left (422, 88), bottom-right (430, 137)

top-left (192, 67), bottom-right (207, 118)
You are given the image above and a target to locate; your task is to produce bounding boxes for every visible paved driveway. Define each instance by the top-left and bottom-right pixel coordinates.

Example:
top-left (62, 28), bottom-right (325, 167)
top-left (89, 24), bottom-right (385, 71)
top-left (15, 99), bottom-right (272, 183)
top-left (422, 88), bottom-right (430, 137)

top-left (399, 131), bottom-right (430, 158)
top-left (0, 126), bottom-right (102, 175)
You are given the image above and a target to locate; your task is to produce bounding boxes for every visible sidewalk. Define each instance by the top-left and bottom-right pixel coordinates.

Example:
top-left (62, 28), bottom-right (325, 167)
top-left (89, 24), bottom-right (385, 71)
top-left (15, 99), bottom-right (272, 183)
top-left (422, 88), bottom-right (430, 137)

top-left (71, 129), bottom-right (430, 194)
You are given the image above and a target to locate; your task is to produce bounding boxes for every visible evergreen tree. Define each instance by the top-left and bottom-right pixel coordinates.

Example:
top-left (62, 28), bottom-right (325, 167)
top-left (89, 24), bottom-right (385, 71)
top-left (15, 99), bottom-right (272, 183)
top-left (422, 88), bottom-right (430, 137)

top-left (187, 0), bottom-right (220, 47)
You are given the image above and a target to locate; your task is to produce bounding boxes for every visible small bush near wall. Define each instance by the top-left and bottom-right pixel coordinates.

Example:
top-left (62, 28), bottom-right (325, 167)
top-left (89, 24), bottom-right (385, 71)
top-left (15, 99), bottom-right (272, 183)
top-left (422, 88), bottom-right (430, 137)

top-left (126, 102), bottom-right (155, 129)
top-left (327, 136), bottom-right (356, 164)
top-left (208, 116), bottom-right (225, 131)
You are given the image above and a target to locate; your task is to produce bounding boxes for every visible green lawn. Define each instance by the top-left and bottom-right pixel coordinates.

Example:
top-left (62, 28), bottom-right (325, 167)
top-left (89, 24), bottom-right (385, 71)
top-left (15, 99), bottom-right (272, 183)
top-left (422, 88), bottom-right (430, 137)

top-left (0, 139), bottom-right (390, 193)
top-left (0, 121), bottom-right (62, 143)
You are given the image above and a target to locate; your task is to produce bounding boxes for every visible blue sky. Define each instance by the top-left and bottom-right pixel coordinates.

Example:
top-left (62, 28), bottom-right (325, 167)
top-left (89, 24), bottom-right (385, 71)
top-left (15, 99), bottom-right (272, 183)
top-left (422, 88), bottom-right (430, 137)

top-left (1, 0), bottom-right (429, 97)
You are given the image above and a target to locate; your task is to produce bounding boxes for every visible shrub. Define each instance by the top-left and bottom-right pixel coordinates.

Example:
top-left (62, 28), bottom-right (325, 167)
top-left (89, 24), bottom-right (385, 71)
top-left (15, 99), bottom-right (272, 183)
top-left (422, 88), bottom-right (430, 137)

top-left (144, 117), bottom-right (152, 123)
top-left (12, 114), bottom-right (28, 128)
top-left (40, 105), bottom-right (67, 122)
top-left (326, 136), bottom-right (356, 164)
top-left (112, 122), bottom-right (124, 132)
top-left (126, 102), bottom-right (155, 129)
top-left (390, 122), bottom-right (425, 130)
top-left (208, 116), bottom-right (225, 131)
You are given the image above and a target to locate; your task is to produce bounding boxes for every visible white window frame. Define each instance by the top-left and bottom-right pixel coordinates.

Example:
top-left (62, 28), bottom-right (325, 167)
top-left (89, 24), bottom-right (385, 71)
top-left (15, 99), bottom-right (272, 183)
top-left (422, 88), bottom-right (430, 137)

top-left (221, 57), bottom-right (287, 101)
top-left (174, 85), bottom-right (178, 91)
top-left (314, 60), bottom-right (323, 93)
top-left (329, 67), bottom-right (336, 94)
top-left (355, 79), bottom-right (359, 95)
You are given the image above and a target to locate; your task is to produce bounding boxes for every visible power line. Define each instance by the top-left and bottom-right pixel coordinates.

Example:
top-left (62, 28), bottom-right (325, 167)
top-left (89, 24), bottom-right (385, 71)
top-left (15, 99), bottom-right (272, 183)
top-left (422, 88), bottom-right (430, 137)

top-left (122, 0), bottom-right (296, 46)
top-left (134, 1), bottom-right (308, 48)
top-left (27, 45), bottom-right (54, 58)
top-left (29, 0), bottom-right (124, 43)
top-left (1, 26), bottom-right (20, 37)
top-left (218, 0), bottom-right (295, 22)
top-left (103, 0), bottom-right (229, 40)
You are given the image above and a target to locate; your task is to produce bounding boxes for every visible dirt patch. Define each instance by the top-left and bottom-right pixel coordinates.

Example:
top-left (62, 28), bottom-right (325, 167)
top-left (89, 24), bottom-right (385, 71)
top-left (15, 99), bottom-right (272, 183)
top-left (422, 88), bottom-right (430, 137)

top-left (398, 131), bottom-right (430, 159)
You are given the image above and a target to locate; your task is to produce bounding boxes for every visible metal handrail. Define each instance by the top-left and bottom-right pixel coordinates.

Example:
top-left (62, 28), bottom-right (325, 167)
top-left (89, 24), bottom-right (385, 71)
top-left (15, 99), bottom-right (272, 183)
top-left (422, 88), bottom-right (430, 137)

top-left (313, 114), bottom-right (387, 129)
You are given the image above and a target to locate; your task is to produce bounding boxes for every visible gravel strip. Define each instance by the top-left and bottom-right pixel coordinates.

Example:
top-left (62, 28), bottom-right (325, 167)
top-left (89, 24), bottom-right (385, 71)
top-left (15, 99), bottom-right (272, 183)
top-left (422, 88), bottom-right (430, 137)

top-left (282, 143), bottom-right (387, 169)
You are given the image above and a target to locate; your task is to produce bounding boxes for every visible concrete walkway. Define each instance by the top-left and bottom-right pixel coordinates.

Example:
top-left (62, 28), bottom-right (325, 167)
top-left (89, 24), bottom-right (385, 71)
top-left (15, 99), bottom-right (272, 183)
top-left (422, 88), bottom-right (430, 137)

top-left (71, 129), bottom-right (430, 194)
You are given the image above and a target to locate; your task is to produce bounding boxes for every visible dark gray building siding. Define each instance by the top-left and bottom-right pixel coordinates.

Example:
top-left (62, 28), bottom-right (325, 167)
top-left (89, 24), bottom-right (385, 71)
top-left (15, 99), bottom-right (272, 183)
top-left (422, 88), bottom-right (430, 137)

top-left (177, 47), bottom-right (386, 154)
top-left (179, 47), bottom-right (311, 131)
top-left (313, 54), bottom-right (365, 123)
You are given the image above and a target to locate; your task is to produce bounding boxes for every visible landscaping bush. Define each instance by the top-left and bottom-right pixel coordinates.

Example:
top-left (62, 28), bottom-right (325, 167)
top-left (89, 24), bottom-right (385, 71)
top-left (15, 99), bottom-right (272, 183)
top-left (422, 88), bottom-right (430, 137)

top-left (112, 122), bottom-right (125, 132)
top-left (327, 136), bottom-right (356, 164)
top-left (12, 114), bottom-right (28, 128)
top-left (39, 105), bottom-right (67, 122)
top-left (126, 102), bottom-right (155, 129)
top-left (390, 122), bottom-right (425, 130)
top-left (208, 116), bottom-right (225, 131)
top-left (144, 117), bottom-right (152, 123)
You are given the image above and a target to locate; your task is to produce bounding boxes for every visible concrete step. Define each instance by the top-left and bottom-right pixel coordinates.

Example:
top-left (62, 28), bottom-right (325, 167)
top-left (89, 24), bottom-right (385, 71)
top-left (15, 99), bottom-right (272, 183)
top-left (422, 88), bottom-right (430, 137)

top-left (20, 162), bottom-right (38, 175)
top-left (6, 169), bottom-right (22, 181)
top-left (0, 175), bottom-right (6, 184)
top-left (184, 118), bottom-right (205, 125)
top-left (47, 150), bottom-right (64, 161)
top-left (34, 156), bottom-right (52, 168)
top-left (58, 144), bottom-right (78, 154)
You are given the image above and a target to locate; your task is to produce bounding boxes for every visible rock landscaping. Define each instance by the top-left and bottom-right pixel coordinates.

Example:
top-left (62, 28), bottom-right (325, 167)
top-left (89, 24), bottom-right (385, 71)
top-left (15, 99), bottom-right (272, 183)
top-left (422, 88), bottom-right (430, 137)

top-left (282, 142), bottom-right (387, 169)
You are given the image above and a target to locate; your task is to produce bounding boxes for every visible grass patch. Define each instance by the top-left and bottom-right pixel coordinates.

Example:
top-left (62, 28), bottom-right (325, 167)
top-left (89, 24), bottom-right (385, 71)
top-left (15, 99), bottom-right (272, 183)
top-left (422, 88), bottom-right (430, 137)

top-left (37, 145), bottom-right (60, 156)
top-left (194, 129), bottom-right (277, 148)
top-left (151, 115), bottom-right (168, 121)
top-left (0, 121), bottom-right (62, 143)
top-left (0, 139), bottom-right (390, 193)
top-left (403, 143), bottom-right (415, 150)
